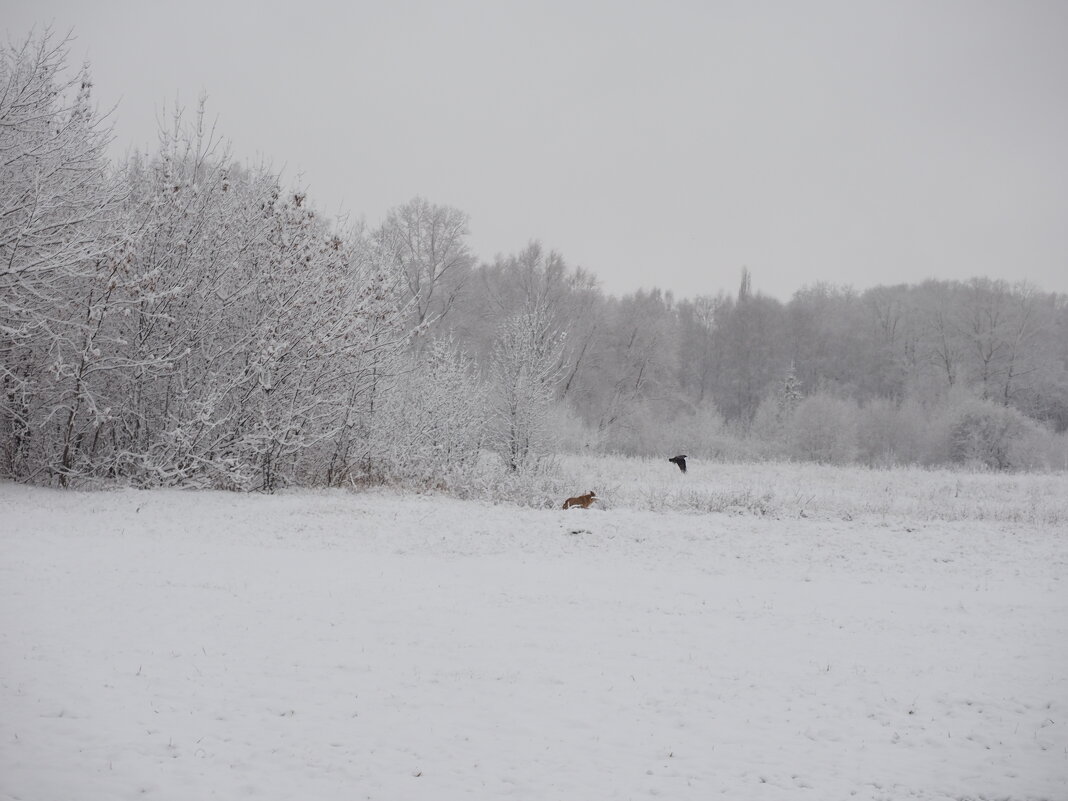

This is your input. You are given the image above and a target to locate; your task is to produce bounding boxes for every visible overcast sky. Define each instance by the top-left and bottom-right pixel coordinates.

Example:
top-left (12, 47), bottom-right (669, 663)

top-left (6, 0), bottom-right (1067, 300)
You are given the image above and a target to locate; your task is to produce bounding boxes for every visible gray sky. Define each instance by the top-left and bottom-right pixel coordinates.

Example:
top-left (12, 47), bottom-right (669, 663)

top-left (6, 0), bottom-right (1068, 300)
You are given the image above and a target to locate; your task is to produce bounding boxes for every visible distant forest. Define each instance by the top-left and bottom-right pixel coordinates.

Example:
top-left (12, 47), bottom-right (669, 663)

top-left (3, 30), bottom-right (1066, 491)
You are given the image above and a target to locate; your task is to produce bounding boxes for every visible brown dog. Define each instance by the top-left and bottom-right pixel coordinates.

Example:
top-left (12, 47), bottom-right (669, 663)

top-left (562, 490), bottom-right (596, 509)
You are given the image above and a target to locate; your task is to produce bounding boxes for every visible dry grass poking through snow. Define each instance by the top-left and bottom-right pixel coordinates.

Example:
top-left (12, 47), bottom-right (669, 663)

top-left (558, 454), bottom-right (1068, 525)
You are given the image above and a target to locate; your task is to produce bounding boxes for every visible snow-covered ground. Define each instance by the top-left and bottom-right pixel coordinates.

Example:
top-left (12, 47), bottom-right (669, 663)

top-left (2, 468), bottom-right (1066, 800)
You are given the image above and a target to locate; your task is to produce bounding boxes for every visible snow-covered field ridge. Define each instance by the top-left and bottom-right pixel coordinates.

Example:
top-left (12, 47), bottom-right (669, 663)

top-left (2, 478), bottom-right (1066, 800)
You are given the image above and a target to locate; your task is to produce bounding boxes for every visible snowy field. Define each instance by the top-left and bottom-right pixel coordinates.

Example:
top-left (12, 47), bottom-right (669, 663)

top-left (2, 462), bottom-right (1067, 800)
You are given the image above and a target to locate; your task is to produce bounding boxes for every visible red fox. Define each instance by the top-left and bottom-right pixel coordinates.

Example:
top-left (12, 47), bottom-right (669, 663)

top-left (562, 490), bottom-right (597, 509)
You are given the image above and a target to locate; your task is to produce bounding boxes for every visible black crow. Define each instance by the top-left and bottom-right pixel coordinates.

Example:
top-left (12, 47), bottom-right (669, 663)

top-left (669, 455), bottom-right (687, 473)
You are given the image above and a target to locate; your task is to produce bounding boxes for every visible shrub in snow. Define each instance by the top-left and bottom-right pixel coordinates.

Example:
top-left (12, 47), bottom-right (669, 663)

top-left (1009, 426), bottom-right (1068, 472)
top-left (748, 365), bottom-right (805, 460)
top-left (546, 402), bottom-right (597, 454)
top-left (856, 398), bottom-right (930, 467)
top-left (787, 393), bottom-right (859, 464)
top-left (474, 454), bottom-right (571, 508)
top-left (628, 400), bottom-right (762, 462)
top-left (366, 339), bottom-right (487, 489)
top-left (672, 402), bottom-right (732, 459)
top-left (943, 396), bottom-right (1048, 471)
top-left (599, 395), bottom-right (685, 457)
top-left (489, 302), bottom-right (566, 472)
top-left (749, 395), bottom-right (790, 459)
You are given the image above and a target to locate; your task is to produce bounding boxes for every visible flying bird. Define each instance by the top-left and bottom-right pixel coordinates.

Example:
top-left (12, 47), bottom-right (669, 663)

top-left (669, 455), bottom-right (687, 473)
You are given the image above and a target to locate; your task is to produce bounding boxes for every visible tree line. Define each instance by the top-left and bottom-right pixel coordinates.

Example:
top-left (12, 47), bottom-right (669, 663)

top-left (3, 30), bottom-right (1066, 492)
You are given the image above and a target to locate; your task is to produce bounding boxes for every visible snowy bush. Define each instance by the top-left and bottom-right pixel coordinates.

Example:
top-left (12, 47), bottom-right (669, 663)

top-left (749, 395), bottom-right (791, 459)
top-left (489, 302), bottom-right (566, 472)
top-left (787, 394), bottom-right (859, 464)
top-left (470, 454), bottom-right (571, 508)
top-left (599, 396), bottom-right (683, 457)
top-left (650, 401), bottom-right (759, 462)
top-left (546, 402), bottom-right (597, 454)
top-left (856, 398), bottom-right (930, 466)
top-left (748, 365), bottom-right (805, 459)
top-left (942, 396), bottom-right (1049, 471)
top-left (366, 339), bottom-right (488, 489)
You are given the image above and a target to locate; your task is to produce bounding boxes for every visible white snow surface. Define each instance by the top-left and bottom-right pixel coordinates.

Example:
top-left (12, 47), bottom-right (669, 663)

top-left (1, 480), bottom-right (1066, 800)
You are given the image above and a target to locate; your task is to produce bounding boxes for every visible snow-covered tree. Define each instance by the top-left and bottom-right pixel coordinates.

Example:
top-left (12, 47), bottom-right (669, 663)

top-left (104, 104), bottom-right (280, 487)
top-left (592, 289), bottom-right (680, 446)
top-left (376, 197), bottom-right (473, 334)
top-left (777, 361), bottom-right (803, 416)
top-left (856, 398), bottom-right (930, 466)
top-left (787, 393), bottom-right (859, 464)
top-left (73, 100), bottom-right (412, 491)
top-left (369, 338), bottom-right (487, 487)
top-left (943, 395), bottom-right (1045, 471)
top-left (0, 29), bottom-right (127, 482)
top-left (490, 300), bottom-right (566, 472)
